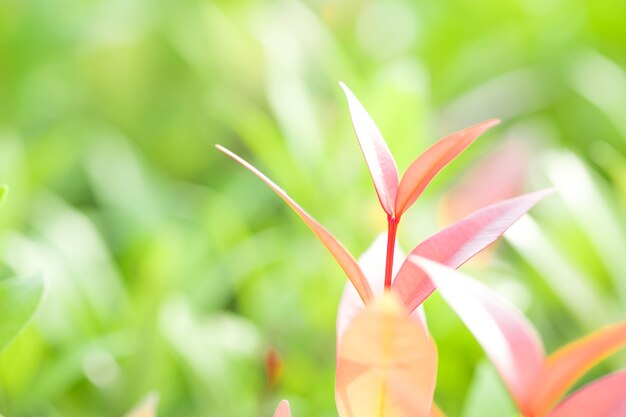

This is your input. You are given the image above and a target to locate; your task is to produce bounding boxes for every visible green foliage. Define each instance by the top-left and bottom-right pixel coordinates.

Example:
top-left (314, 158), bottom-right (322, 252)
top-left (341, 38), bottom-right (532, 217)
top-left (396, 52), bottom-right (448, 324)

top-left (0, 275), bottom-right (44, 353)
top-left (0, 186), bottom-right (7, 209)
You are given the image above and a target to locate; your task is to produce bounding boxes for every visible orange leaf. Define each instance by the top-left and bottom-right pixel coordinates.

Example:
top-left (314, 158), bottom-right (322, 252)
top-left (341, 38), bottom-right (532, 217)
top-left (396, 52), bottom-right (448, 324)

top-left (546, 370), bottom-right (626, 417)
top-left (531, 321), bottom-right (626, 416)
top-left (395, 119), bottom-right (500, 216)
top-left (217, 145), bottom-right (374, 304)
top-left (336, 293), bottom-right (437, 417)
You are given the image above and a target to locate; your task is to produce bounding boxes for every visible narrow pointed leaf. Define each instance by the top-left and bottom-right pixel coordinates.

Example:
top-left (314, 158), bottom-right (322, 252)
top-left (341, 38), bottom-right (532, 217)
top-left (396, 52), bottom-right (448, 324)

top-left (411, 257), bottom-right (545, 414)
top-left (531, 321), bottom-right (626, 416)
top-left (547, 370), bottom-right (626, 417)
top-left (0, 275), bottom-right (45, 352)
top-left (336, 293), bottom-right (437, 417)
top-left (393, 190), bottom-right (553, 312)
top-left (395, 119), bottom-right (500, 216)
top-left (273, 400), bottom-right (292, 417)
top-left (339, 82), bottom-right (399, 216)
top-left (217, 145), bottom-right (374, 303)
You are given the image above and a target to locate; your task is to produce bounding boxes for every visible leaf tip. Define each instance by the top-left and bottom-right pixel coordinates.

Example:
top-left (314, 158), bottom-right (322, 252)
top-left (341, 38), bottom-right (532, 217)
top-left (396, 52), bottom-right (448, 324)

top-left (338, 81), bottom-right (355, 100)
top-left (273, 400), bottom-right (292, 417)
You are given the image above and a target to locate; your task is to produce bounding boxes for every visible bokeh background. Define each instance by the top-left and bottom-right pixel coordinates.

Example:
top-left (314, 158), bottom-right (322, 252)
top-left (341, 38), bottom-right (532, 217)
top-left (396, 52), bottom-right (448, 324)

top-left (1, 0), bottom-right (626, 416)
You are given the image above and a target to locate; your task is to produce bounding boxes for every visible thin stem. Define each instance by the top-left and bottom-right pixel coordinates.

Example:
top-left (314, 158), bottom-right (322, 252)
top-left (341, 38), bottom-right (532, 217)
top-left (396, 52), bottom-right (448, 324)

top-left (384, 215), bottom-right (399, 289)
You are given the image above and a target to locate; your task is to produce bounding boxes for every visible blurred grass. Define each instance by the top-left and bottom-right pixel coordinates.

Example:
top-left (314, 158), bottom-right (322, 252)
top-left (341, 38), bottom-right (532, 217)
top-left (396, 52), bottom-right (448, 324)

top-left (0, 0), bottom-right (626, 416)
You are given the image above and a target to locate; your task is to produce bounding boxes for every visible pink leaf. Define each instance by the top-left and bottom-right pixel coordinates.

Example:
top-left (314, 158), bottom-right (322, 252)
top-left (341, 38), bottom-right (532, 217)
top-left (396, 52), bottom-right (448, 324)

top-left (273, 400), bottom-right (292, 417)
top-left (411, 257), bottom-right (545, 415)
top-left (336, 293), bottom-right (437, 417)
top-left (339, 82), bottom-right (399, 217)
top-left (395, 119), bottom-right (500, 216)
top-left (217, 145), bottom-right (374, 304)
top-left (530, 321), bottom-right (626, 416)
top-left (547, 370), bottom-right (626, 417)
top-left (441, 139), bottom-right (530, 223)
top-left (393, 190), bottom-right (553, 312)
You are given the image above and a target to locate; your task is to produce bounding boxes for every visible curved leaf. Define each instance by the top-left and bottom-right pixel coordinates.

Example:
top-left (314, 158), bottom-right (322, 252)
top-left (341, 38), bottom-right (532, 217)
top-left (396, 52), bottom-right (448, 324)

top-left (273, 400), bottom-right (292, 417)
top-left (547, 370), bottom-right (626, 417)
top-left (395, 119), bottom-right (500, 216)
top-left (339, 82), bottom-right (399, 217)
top-left (0, 275), bottom-right (45, 352)
top-left (393, 190), bottom-right (552, 312)
top-left (336, 293), bottom-right (437, 417)
top-left (411, 257), bottom-right (544, 415)
top-left (217, 145), bottom-right (374, 303)
top-left (531, 321), bottom-right (626, 416)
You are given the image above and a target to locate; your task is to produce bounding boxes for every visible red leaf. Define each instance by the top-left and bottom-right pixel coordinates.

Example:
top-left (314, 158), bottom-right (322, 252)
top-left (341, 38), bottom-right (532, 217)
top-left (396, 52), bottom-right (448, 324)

top-left (336, 293), bottom-right (438, 417)
top-left (411, 257), bottom-right (545, 415)
top-left (547, 370), bottom-right (626, 417)
top-left (393, 190), bottom-right (553, 312)
top-left (394, 119), bottom-right (500, 216)
top-left (530, 321), bottom-right (626, 416)
top-left (217, 145), bottom-right (374, 304)
top-left (339, 82), bottom-right (399, 217)
top-left (273, 400), bottom-right (292, 417)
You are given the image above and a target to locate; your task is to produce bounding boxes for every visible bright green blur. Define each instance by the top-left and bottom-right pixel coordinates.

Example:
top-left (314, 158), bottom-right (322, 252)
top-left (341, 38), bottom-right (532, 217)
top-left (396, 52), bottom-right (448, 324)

top-left (0, 0), bottom-right (625, 416)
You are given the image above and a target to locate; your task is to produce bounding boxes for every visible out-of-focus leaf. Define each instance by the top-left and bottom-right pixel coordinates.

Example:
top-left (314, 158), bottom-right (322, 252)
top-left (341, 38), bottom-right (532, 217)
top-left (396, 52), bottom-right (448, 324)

top-left (394, 119), bottom-right (500, 216)
top-left (531, 321), bottom-right (626, 416)
top-left (393, 190), bottom-right (552, 312)
top-left (217, 145), bottom-right (374, 303)
top-left (339, 82), bottom-right (399, 217)
top-left (273, 400), bottom-right (292, 417)
top-left (461, 362), bottom-right (517, 417)
top-left (335, 293), bottom-right (437, 417)
top-left (505, 215), bottom-right (613, 327)
top-left (0, 275), bottom-right (45, 353)
top-left (547, 370), bottom-right (626, 417)
top-left (441, 139), bottom-right (529, 223)
top-left (125, 394), bottom-right (158, 417)
top-left (0, 185), bottom-right (8, 209)
top-left (411, 257), bottom-right (544, 415)
top-left (544, 151), bottom-right (626, 304)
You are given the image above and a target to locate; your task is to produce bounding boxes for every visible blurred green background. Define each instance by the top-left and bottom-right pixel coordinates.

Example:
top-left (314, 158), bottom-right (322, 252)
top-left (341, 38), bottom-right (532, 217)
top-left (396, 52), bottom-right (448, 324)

top-left (1, 0), bottom-right (626, 416)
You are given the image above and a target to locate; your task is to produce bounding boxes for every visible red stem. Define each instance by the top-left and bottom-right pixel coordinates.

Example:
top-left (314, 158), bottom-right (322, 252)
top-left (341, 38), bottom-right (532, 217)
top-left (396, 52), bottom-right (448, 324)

top-left (384, 215), bottom-right (399, 289)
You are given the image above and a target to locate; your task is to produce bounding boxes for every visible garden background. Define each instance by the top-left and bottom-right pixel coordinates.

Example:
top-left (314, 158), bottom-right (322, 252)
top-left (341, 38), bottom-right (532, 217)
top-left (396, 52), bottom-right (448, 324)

top-left (1, 0), bottom-right (626, 416)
